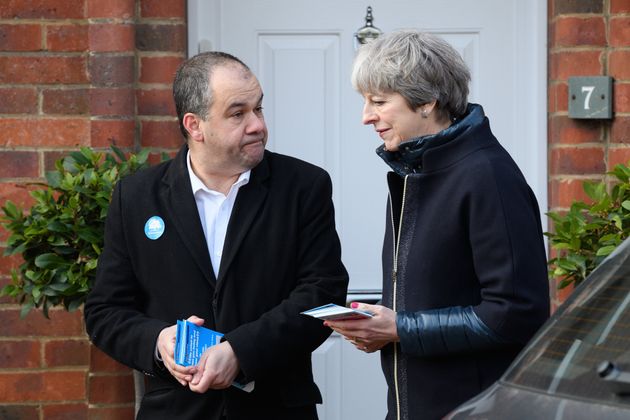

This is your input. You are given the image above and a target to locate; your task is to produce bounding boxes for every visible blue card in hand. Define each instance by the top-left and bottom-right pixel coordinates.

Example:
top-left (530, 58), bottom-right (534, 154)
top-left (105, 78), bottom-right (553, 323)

top-left (174, 320), bottom-right (255, 393)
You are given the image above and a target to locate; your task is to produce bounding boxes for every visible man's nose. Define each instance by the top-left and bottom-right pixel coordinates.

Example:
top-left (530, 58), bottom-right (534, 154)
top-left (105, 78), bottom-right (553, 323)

top-left (246, 113), bottom-right (265, 133)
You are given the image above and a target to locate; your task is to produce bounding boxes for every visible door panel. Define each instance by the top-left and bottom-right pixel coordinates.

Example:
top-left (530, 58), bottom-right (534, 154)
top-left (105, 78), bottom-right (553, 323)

top-left (189, 0), bottom-right (546, 293)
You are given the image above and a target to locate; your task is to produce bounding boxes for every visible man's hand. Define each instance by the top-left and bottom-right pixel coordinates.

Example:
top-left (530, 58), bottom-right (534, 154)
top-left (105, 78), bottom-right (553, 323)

top-left (156, 315), bottom-right (204, 385)
top-left (189, 341), bottom-right (240, 393)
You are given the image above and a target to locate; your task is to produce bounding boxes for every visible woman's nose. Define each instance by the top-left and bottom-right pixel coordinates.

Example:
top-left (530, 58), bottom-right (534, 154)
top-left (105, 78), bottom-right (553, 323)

top-left (362, 105), bottom-right (377, 125)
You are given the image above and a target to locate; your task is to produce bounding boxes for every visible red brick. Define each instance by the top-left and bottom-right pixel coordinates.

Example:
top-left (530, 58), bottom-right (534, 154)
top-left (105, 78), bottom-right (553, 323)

top-left (90, 345), bottom-right (130, 373)
top-left (87, 0), bottom-right (135, 19)
top-left (0, 183), bottom-right (35, 210)
top-left (0, 277), bottom-right (15, 303)
top-left (43, 150), bottom-right (70, 173)
top-left (137, 89), bottom-right (176, 116)
top-left (140, 0), bottom-right (186, 18)
top-left (139, 56), bottom-right (183, 84)
top-left (42, 403), bottom-right (88, 420)
top-left (550, 50), bottom-right (603, 80)
top-left (553, 17), bottom-right (606, 47)
top-left (611, 17), bottom-right (630, 47)
top-left (549, 83), bottom-right (569, 114)
top-left (0, 118), bottom-right (89, 147)
top-left (611, 0), bottom-right (630, 13)
top-left (0, 406), bottom-right (39, 420)
top-left (0, 371), bottom-right (86, 402)
top-left (0, 308), bottom-right (84, 337)
top-left (0, 340), bottom-right (40, 368)
top-left (611, 116), bottom-right (630, 144)
top-left (45, 339), bottom-right (90, 367)
top-left (147, 150), bottom-right (176, 165)
top-left (136, 24), bottom-right (186, 52)
top-left (0, 0), bottom-right (85, 19)
top-left (550, 147), bottom-right (605, 175)
top-left (0, 248), bottom-right (24, 273)
top-left (554, 0), bottom-right (603, 14)
top-left (0, 151), bottom-right (39, 178)
top-left (0, 24), bottom-right (42, 51)
top-left (141, 120), bottom-right (182, 148)
top-left (88, 55), bottom-right (134, 86)
top-left (89, 88), bottom-right (135, 116)
top-left (614, 82), bottom-right (630, 113)
top-left (87, 406), bottom-right (135, 420)
top-left (88, 24), bottom-right (135, 53)
top-left (46, 24), bottom-right (88, 52)
top-left (548, 116), bottom-right (602, 144)
top-left (88, 374), bottom-right (134, 404)
top-left (609, 147), bottom-right (630, 168)
top-left (0, 87), bottom-right (38, 114)
top-left (609, 50), bottom-right (630, 81)
top-left (549, 177), bottom-right (600, 209)
top-left (552, 279), bottom-right (575, 308)
top-left (42, 88), bottom-right (90, 115)
top-left (548, 83), bottom-right (556, 114)
top-left (0, 56), bottom-right (88, 84)
top-left (90, 120), bottom-right (135, 148)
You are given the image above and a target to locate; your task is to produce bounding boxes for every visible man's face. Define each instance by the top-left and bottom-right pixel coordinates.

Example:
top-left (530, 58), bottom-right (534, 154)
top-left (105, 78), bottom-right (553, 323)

top-left (197, 64), bottom-right (267, 174)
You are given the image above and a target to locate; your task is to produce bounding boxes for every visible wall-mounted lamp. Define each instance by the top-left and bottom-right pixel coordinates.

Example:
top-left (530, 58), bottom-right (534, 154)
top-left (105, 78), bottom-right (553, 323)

top-left (354, 6), bottom-right (382, 50)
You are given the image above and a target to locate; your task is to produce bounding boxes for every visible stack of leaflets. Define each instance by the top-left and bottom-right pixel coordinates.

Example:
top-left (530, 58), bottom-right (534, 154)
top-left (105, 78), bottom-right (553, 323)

top-left (301, 303), bottom-right (374, 321)
top-left (174, 320), bottom-right (255, 393)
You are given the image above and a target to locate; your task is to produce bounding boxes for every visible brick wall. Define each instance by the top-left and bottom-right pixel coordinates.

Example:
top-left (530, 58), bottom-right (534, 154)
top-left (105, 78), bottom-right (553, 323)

top-left (0, 0), bottom-right (185, 418)
top-left (548, 0), bottom-right (630, 308)
top-left (1, 0), bottom-right (628, 416)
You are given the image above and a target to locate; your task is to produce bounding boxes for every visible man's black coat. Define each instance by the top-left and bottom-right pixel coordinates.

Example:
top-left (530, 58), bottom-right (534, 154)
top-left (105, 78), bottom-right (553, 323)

top-left (85, 146), bottom-right (348, 419)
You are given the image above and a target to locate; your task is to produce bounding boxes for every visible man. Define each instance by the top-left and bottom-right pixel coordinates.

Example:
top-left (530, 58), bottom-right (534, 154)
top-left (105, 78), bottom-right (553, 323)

top-left (84, 52), bottom-right (348, 419)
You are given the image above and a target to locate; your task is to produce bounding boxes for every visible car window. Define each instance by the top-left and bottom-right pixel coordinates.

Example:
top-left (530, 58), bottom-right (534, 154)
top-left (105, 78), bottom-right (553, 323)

top-left (503, 239), bottom-right (630, 405)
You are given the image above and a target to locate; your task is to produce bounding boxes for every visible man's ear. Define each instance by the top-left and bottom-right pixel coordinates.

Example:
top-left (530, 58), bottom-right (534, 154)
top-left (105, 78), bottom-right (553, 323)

top-left (183, 113), bottom-right (203, 142)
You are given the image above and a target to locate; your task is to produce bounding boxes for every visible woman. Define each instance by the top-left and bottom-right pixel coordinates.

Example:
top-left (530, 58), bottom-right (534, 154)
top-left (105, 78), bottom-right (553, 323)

top-left (326, 30), bottom-right (550, 419)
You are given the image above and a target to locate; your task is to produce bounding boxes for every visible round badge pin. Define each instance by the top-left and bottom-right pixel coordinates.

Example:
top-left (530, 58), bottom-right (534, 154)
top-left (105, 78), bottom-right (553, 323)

top-left (144, 216), bottom-right (165, 240)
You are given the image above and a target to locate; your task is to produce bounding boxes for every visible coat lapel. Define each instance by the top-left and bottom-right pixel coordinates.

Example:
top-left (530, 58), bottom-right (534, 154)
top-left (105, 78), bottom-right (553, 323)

top-left (217, 153), bottom-right (270, 284)
top-left (161, 145), bottom-right (216, 286)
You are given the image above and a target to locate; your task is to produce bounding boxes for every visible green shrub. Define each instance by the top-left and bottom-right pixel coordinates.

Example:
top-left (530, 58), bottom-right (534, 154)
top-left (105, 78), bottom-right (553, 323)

top-left (1, 146), bottom-right (150, 317)
top-left (546, 163), bottom-right (630, 289)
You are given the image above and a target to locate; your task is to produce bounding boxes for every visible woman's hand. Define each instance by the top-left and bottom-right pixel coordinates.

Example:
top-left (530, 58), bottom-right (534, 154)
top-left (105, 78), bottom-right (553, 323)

top-left (325, 303), bottom-right (398, 353)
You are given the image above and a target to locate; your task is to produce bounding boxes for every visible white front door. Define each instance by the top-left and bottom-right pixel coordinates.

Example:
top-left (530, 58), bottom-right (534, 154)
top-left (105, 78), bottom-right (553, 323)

top-left (188, 1), bottom-right (547, 418)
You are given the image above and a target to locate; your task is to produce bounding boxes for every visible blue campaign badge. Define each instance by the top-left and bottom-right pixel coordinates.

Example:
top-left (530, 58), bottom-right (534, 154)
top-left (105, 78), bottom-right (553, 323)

top-left (144, 216), bottom-right (165, 240)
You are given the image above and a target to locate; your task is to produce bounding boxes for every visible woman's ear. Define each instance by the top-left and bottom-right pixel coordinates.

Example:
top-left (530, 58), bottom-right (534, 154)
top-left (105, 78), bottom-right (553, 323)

top-left (419, 100), bottom-right (438, 117)
top-left (183, 113), bottom-right (203, 142)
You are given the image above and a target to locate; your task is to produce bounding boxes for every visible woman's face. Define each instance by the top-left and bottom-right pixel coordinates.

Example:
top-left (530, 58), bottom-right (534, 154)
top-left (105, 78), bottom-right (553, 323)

top-left (361, 92), bottom-right (428, 152)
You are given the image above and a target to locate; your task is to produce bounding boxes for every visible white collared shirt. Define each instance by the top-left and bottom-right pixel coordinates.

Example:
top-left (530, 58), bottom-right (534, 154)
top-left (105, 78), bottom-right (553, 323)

top-left (187, 151), bottom-right (250, 279)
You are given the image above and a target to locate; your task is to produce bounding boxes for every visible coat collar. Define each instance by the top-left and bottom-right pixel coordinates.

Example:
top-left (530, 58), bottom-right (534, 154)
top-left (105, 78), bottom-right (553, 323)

top-left (161, 145), bottom-right (216, 285)
top-left (160, 145), bottom-right (271, 288)
top-left (218, 151), bottom-right (270, 284)
top-left (376, 103), bottom-right (496, 175)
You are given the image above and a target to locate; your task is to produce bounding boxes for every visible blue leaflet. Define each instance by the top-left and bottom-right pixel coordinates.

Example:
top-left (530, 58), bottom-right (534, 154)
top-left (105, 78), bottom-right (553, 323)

top-left (175, 320), bottom-right (223, 366)
top-left (174, 320), bottom-right (255, 393)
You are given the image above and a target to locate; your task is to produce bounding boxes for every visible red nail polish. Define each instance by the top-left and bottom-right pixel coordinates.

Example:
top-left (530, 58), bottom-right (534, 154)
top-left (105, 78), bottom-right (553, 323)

top-left (351, 302), bottom-right (358, 309)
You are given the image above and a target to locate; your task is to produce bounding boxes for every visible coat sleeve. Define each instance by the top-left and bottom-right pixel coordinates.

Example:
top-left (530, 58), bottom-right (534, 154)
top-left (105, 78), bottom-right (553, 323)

top-left (465, 157), bottom-right (550, 345)
top-left (222, 171), bottom-right (348, 380)
top-left (396, 157), bottom-right (550, 357)
top-left (396, 306), bottom-right (509, 356)
top-left (84, 181), bottom-right (170, 376)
